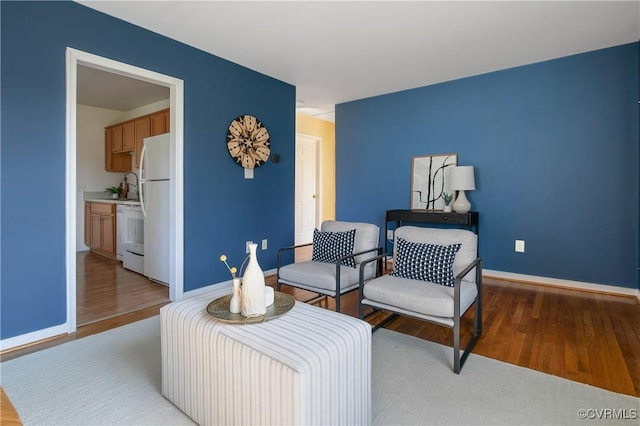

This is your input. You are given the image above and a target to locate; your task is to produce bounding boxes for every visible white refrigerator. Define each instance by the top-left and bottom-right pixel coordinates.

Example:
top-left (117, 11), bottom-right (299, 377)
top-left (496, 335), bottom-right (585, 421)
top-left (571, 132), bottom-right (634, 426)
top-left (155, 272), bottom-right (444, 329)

top-left (140, 134), bottom-right (170, 286)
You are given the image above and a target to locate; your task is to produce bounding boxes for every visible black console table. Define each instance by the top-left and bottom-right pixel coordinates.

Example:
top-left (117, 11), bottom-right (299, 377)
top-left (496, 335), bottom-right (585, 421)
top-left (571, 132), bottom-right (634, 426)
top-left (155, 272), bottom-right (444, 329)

top-left (385, 209), bottom-right (479, 253)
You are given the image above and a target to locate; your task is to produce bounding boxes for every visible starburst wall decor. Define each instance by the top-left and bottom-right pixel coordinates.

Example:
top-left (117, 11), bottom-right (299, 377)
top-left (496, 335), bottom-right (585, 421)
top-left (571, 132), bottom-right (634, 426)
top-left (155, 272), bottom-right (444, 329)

top-left (226, 115), bottom-right (271, 169)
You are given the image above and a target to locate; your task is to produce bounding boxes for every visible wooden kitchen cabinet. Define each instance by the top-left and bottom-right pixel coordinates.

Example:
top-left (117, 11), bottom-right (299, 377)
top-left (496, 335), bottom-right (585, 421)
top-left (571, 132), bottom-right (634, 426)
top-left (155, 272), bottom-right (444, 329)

top-left (134, 116), bottom-right (151, 169)
top-left (84, 202), bottom-right (91, 246)
top-left (90, 213), bottom-right (102, 249)
top-left (87, 202), bottom-right (117, 259)
top-left (111, 121), bottom-right (134, 153)
top-left (150, 109), bottom-right (170, 136)
top-left (105, 108), bottom-right (169, 171)
top-left (105, 128), bottom-right (113, 171)
top-left (122, 121), bottom-right (135, 151)
top-left (105, 128), bottom-right (132, 172)
top-left (111, 125), bottom-right (123, 152)
top-left (99, 214), bottom-right (116, 255)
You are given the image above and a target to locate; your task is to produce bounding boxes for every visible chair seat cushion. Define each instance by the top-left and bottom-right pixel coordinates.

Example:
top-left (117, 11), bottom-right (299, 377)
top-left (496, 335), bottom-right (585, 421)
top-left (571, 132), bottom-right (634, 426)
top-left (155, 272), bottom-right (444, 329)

top-left (279, 260), bottom-right (375, 293)
top-left (362, 274), bottom-right (478, 318)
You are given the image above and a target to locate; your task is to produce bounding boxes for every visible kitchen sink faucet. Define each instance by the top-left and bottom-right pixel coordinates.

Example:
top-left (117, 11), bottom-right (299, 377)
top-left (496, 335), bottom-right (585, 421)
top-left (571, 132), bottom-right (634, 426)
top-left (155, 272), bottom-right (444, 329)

top-left (124, 172), bottom-right (139, 199)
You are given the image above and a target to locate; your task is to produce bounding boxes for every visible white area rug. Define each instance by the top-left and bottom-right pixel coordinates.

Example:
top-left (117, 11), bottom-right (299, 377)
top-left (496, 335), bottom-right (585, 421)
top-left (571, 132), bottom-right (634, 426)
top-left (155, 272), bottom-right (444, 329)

top-left (1, 316), bottom-right (637, 425)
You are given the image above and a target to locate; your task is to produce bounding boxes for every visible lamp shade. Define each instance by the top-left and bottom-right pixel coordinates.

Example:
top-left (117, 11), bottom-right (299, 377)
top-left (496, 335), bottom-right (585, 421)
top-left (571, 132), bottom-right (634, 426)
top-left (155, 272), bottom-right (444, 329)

top-left (449, 166), bottom-right (475, 191)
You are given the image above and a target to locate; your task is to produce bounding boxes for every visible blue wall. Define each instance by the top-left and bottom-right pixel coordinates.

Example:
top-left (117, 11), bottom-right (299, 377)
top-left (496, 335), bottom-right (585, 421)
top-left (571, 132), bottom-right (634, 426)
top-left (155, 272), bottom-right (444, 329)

top-left (1, 2), bottom-right (295, 339)
top-left (336, 43), bottom-right (639, 289)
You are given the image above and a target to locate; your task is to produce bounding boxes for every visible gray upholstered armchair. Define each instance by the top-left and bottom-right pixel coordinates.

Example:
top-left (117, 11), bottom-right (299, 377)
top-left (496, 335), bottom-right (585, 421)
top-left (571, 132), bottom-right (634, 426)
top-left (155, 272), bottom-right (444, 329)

top-left (277, 220), bottom-right (381, 312)
top-left (358, 226), bottom-right (482, 373)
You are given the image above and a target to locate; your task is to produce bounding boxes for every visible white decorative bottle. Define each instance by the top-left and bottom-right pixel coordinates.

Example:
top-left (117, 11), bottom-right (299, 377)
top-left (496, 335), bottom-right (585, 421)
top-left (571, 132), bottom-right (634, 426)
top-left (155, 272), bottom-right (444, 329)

top-left (240, 243), bottom-right (266, 317)
top-left (229, 278), bottom-right (241, 314)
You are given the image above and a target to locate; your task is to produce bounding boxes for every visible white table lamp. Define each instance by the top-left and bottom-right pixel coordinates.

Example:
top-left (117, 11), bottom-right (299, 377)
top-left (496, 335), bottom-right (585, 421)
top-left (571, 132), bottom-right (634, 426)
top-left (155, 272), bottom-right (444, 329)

top-left (450, 166), bottom-right (475, 213)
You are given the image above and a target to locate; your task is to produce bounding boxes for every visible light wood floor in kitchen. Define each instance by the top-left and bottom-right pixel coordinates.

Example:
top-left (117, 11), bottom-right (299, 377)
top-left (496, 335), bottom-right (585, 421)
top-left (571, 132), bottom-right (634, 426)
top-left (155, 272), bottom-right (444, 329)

top-left (76, 251), bottom-right (169, 325)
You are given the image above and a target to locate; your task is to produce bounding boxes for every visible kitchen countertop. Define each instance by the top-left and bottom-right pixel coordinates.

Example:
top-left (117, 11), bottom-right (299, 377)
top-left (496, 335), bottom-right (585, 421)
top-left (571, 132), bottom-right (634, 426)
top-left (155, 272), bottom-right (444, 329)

top-left (85, 197), bottom-right (141, 206)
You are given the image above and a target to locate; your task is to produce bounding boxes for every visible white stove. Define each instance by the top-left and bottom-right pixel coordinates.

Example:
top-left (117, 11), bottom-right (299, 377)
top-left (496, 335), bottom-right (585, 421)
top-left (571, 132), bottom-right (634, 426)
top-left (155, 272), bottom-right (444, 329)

top-left (117, 203), bottom-right (145, 275)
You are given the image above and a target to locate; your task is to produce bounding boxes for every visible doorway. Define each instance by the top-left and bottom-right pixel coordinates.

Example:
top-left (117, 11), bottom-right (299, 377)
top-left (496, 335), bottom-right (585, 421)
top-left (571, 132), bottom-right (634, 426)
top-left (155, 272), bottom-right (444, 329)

top-left (65, 48), bottom-right (185, 333)
top-left (295, 133), bottom-right (322, 247)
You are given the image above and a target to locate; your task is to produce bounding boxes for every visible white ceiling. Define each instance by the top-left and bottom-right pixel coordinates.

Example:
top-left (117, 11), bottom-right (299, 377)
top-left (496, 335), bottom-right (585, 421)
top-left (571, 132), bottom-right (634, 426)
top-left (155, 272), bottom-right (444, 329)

top-left (77, 1), bottom-right (639, 121)
top-left (77, 65), bottom-right (169, 111)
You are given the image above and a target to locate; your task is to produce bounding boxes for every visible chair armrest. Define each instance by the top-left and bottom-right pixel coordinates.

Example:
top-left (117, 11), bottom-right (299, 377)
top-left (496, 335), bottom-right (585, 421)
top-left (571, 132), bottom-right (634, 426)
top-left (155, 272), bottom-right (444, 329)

top-left (454, 257), bottom-right (482, 286)
top-left (359, 252), bottom-right (390, 269)
top-left (453, 258), bottom-right (483, 321)
top-left (336, 246), bottom-right (383, 281)
top-left (357, 252), bottom-right (390, 308)
top-left (358, 252), bottom-right (391, 283)
top-left (277, 242), bottom-right (313, 268)
top-left (337, 246), bottom-right (383, 265)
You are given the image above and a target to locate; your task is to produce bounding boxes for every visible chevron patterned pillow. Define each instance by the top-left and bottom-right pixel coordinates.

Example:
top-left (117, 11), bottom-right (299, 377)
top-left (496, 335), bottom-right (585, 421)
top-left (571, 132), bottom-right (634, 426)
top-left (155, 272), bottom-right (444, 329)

top-left (312, 228), bottom-right (357, 268)
top-left (390, 237), bottom-right (461, 286)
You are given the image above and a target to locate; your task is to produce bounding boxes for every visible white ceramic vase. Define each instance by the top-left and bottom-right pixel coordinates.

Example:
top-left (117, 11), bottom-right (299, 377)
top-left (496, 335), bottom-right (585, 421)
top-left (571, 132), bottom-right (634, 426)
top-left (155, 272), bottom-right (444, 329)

top-left (229, 278), bottom-right (241, 314)
top-left (240, 243), bottom-right (266, 317)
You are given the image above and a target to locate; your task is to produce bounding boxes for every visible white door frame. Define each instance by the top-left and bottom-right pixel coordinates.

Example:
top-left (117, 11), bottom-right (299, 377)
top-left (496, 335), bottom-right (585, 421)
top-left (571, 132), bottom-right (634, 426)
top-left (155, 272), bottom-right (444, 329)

top-left (65, 48), bottom-right (184, 334)
top-left (295, 132), bottom-right (322, 243)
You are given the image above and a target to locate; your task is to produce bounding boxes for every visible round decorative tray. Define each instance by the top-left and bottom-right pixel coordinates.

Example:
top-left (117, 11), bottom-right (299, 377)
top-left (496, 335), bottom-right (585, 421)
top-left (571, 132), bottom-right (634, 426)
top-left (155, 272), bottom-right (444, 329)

top-left (206, 291), bottom-right (295, 324)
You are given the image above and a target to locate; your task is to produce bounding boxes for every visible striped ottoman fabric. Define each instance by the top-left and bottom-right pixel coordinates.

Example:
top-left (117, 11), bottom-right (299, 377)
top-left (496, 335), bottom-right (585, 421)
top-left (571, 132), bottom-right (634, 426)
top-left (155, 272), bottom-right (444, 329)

top-left (161, 287), bottom-right (371, 425)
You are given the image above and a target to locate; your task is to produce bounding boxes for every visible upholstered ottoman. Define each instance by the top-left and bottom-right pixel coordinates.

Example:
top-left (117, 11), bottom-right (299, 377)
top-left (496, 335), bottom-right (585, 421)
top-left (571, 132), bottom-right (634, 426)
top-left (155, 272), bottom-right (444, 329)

top-left (161, 286), bottom-right (371, 425)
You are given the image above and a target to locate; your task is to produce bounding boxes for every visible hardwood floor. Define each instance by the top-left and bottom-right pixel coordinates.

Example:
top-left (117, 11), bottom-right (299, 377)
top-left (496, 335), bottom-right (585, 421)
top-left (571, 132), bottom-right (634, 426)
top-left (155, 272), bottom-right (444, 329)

top-left (379, 278), bottom-right (640, 397)
top-left (76, 251), bottom-right (169, 325)
top-left (276, 272), bottom-right (640, 397)
top-left (2, 257), bottom-right (639, 398)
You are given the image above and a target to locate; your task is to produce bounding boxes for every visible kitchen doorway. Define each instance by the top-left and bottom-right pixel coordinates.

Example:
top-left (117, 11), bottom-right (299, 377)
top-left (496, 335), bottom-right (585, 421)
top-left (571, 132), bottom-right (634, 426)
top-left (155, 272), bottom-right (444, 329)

top-left (66, 48), bottom-right (185, 333)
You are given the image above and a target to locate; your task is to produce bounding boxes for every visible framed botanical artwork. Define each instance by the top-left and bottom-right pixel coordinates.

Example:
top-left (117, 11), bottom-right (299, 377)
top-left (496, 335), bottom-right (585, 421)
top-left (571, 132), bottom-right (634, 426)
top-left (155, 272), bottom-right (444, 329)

top-left (410, 153), bottom-right (457, 210)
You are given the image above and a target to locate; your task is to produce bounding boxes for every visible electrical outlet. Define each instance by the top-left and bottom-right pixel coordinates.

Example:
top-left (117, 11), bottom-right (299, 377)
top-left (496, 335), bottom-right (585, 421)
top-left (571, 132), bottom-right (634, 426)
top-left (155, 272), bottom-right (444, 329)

top-left (246, 241), bottom-right (253, 253)
top-left (387, 230), bottom-right (394, 240)
top-left (515, 240), bottom-right (525, 253)
top-left (261, 239), bottom-right (268, 250)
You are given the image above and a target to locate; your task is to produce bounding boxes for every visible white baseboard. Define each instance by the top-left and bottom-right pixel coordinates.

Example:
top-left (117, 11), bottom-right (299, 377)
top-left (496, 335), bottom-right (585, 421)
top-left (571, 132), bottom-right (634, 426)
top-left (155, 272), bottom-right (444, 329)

top-left (184, 281), bottom-right (232, 299)
top-left (1, 323), bottom-right (68, 352)
top-left (183, 268), bottom-right (277, 299)
top-left (484, 269), bottom-right (640, 301)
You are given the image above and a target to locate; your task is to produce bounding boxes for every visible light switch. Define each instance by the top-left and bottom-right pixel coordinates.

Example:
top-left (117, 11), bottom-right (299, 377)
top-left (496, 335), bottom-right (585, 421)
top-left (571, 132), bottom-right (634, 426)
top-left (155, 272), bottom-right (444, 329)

top-left (515, 240), bottom-right (525, 253)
